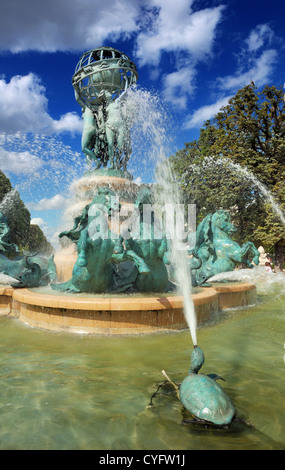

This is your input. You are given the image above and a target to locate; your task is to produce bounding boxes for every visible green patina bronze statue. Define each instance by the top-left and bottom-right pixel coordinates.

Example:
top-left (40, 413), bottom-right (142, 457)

top-left (0, 253), bottom-right (57, 288)
top-left (189, 210), bottom-right (260, 286)
top-left (0, 211), bottom-right (57, 287)
top-left (53, 185), bottom-right (208, 294)
top-left (52, 187), bottom-right (151, 293)
top-left (0, 211), bottom-right (19, 256)
top-left (72, 47), bottom-right (137, 175)
top-left (124, 187), bottom-right (172, 293)
top-left (149, 346), bottom-right (237, 427)
top-left (179, 346), bottom-right (235, 426)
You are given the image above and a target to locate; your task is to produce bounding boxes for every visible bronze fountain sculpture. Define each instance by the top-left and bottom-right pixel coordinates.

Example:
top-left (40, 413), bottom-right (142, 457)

top-left (0, 47), bottom-right (260, 428)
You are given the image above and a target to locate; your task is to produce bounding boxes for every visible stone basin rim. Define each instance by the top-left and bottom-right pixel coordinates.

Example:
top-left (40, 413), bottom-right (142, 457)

top-left (8, 281), bottom-right (256, 311)
top-left (1, 282), bottom-right (257, 335)
top-left (11, 286), bottom-right (220, 311)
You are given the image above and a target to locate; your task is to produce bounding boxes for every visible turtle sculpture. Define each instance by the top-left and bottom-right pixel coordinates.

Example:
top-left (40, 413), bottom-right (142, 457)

top-left (149, 346), bottom-right (236, 427)
top-left (179, 346), bottom-right (235, 426)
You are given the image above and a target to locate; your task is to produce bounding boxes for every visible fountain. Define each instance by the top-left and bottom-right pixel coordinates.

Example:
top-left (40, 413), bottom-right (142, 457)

top-left (0, 47), bottom-right (257, 335)
top-left (0, 46), bottom-right (252, 337)
top-left (0, 46), bottom-right (262, 431)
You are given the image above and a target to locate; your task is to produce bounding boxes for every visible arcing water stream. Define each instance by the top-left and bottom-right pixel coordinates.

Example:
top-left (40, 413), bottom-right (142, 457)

top-left (188, 156), bottom-right (285, 225)
top-left (217, 157), bottom-right (285, 225)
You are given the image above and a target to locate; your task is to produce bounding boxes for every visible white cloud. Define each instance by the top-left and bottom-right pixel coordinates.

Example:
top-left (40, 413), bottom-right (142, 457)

top-left (184, 95), bottom-right (232, 129)
top-left (246, 24), bottom-right (275, 52)
top-left (216, 24), bottom-right (279, 93)
top-left (0, 73), bottom-right (83, 135)
top-left (162, 65), bottom-right (197, 108)
top-left (0, 0), bottom-right (140, 53)
top-left (27, 194), bottom-right (68, 211)
top-left (51, 112), bottom-right (83, 134)
top-left (217, 49), bottom-right (278, 92)
top-left (0, 1), bottom-right (226, 111)
top-left (0, 73), bottom-right (51, 133)
top-left (181, 21), bottom-right (280, 130)
top-left (0, 146), bottom-right (43, 174)
top-left (0, 0), bottom-right (225, 69)
top-left (31, 217), bottom-right (46, 227)
top-left (135, 0), bottom-right (225, 107)
top-left (135, 0), bottom-right (225, 66)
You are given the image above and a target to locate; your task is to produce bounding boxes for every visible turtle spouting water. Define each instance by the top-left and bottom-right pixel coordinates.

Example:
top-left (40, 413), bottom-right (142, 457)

top-left (179, 346), bottom-right (235, 426)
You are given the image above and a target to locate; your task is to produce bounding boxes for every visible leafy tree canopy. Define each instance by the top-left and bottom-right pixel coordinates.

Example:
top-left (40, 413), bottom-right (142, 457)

top-left (170, 83), bottom-right (285, 267)
top-left (0, 170), bottom-right (53, 255)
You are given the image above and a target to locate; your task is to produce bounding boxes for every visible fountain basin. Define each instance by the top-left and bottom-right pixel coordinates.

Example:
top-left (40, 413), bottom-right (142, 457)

top-left (213, 282), bottom-right (257, 310)
top-left (1, 282), bottom-right (256, 335)
top-left (0, 286), bottom-right (14, 315)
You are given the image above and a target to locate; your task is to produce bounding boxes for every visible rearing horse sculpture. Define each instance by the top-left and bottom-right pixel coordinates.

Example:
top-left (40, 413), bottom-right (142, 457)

top-left (189, 210), bottom-right (260, 286)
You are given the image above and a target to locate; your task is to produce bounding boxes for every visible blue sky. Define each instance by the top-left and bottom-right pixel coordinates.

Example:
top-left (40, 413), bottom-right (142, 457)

top-left (0, 0), bottom-right (284, 246)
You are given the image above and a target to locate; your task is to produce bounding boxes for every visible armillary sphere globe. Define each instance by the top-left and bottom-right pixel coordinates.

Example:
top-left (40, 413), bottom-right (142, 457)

top-left (72, 47), bottom-right (138, 111)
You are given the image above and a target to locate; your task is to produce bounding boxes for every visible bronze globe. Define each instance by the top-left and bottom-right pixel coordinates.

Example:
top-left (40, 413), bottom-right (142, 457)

top-left (72, 47), bottom-right (138, 110)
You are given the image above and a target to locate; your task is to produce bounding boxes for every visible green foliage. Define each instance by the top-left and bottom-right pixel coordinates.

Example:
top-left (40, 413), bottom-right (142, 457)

top-left (253, 202), bottom-right (285, 252)
top-left (0, 170), bottom-right (53, 254)
top-left (171, 83), bottom-right (285, 258)
top-left (27, 224), bottom-right (54, 255)
top-left (0, 170), bottom-right (12, 200)
top-left (3, 190), bottom-right (31, 248)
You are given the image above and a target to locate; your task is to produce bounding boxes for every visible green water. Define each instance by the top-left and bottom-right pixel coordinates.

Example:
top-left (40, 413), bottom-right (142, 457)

top-left (0, 291), bottom-right (284, 450)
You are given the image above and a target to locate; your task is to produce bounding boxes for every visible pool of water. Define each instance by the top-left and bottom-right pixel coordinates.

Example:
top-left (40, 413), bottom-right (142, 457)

top-left (0, 288), bottom-right (284, 450)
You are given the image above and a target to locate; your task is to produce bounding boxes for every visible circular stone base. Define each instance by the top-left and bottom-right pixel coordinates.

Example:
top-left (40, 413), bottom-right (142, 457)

top-left (5, 282), bottom-right (257, 335)
top-left (12, 287), bottom-right (218, 335)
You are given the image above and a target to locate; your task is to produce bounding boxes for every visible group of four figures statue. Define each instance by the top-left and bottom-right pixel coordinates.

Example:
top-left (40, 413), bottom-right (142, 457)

top-left (79, 90), bottom-right (132, 173)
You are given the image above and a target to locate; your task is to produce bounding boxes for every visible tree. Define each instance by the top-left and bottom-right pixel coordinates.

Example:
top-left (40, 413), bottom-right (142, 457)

top-left (170, 83), bottom-right (285, 270)
top-left (0, 170), bottom-right (53, 255)
top-left (0, 170), bottom-right (12, 201)
top-left (27, 224), bottom-right (54, 255)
